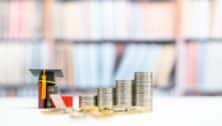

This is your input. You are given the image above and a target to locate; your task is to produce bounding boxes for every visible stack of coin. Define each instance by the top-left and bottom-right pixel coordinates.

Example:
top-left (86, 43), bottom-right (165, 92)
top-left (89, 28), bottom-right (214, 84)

top-left (115, 80), bottom-right (132, 108)
top-left (134, 72), bottom-right (152, 110)
top-left (79, 95), bottom-right (96, 108)
top-left (97, 88), bottom-right (113, 109)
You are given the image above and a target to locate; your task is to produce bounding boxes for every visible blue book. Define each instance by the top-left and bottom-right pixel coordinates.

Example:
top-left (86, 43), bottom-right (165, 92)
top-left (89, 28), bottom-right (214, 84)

top-left (129, 3), bottom-right (145, 40)
top-left (87, 44), bottom-right (100, 88)
top-left (116, 44), bottom-right (150, 80)
top-left (138, 44), bottom-right (161, 73)
top-left (199, 42), bottom-right (207, 92)
top-left (201, 42), bottom-right (222, 92)
top-left (90, 1), bottom-right (102, 40)
top-left (101, 1), bottom-right (114, 39)
top-left (99, 43), bottom-right (116, 87)
top-left (26, 42), bottom-right (42, 85)
top-left (74, 44), bottom-right (86, 89)
top-left (112, 1), bottom-right (129, 39)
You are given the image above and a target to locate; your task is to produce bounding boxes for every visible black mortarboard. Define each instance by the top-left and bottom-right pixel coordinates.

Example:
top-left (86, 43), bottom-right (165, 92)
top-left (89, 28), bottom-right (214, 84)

top-left (30, 69), bottom-right (64, 78)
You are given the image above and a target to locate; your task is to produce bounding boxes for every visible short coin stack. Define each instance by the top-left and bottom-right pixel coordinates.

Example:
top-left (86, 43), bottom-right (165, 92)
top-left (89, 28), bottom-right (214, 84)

top-left (97, 88), bottom-right (113, 109)
top-left (79, 95), bottom-right (96, 108)
top-left (115, 80), bottom-right (132, 108)
top-left (134, 72), bottom-right (152, 110)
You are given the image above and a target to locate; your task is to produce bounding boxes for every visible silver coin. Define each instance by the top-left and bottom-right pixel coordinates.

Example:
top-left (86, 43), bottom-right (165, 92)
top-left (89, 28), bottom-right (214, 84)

top-left (135, 72), bottom-right (153, 81)
top-left (134, 72), bottom-right (152, 108)
top-left (79, 95), bottom-right (96, 107)
top-left (97, 88), bottom-right (113, 109)
top-left (115, 80), bottom-right (133, 108)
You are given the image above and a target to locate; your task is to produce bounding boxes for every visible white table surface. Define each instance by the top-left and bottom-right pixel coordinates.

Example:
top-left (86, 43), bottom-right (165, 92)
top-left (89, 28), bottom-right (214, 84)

top-left (0, 97), bottom-right (221, 126)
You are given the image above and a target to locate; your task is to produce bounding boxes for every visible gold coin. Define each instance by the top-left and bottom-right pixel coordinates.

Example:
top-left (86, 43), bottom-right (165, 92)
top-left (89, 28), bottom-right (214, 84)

top-left (69, 110), bottom-right (87, 118)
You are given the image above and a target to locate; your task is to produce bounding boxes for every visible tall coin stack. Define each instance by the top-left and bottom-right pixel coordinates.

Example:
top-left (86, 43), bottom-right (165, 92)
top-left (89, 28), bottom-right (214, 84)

top-left (134, 72), bottom-right (152, 110)
top-left (115, 80), bottom-right (132, 108)
top-left (97, 88), bottom-right (113, 109)
top-left (79, 95), bottom-right (96, 108)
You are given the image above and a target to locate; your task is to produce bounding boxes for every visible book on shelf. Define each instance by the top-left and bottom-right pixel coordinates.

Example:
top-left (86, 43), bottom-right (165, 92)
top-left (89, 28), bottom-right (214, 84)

top-left (53, 1), bottom-right (62, 39)
top-left (100, 1), bottom-right (115, 40)
top-left (89, 0), bottom-right (102, 40)
top-left (0, 42), bottom-right (8, 85)
top-left (73, 44), bottom-right (84, 88)
top-left (55, 42), bottom-right (74, 86)
top-left (211, 0), bottom-right (222, 38)
top-left (129, 2), bottom-right (145, 40)
top-left (25, 41), bottom-right (43, 85)
top-left (153, 45), bottom-right (175, 88)
top-left (99, 43), bottom-right (116, 87)
top-left (56, 1), bottom-right (83, 39)
top-left (143, 1), bottom-right (175, 39)
top-left (186, 42), bottom-right (200, 91)
top-left (112, 1), bottom-right (130, 39)
top-left (0, 0), bottom-right (43, 39)
top-left (87, 44), bottom-right (100, 88)
top-left (7, 42), bottom-right (26, 85)
top-left (201, 42), bottom-right (222, 92)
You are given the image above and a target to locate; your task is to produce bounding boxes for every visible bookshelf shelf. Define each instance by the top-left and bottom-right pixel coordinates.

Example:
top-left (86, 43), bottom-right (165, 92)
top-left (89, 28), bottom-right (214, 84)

top-left (56, 0), bottom-right (175, 2)
top-left (55, 39), bottom-right (176, 44)
top-left (184, 90), bottom-right (222, 96)
top-left (0, 38), bottom-right (43, 42)
top-left (185, 38), bottom-right (222, 42)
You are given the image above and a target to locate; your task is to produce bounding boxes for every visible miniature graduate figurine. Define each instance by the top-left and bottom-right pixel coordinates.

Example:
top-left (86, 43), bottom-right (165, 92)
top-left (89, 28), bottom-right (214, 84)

top-left (29, 69), bottom-right (63, 109)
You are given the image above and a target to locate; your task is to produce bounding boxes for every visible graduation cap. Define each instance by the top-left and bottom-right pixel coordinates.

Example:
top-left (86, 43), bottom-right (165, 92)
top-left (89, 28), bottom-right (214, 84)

top-left (29, 69), bottom-right (64, 108)
top-left (30, 69), bottom-right (64, 78)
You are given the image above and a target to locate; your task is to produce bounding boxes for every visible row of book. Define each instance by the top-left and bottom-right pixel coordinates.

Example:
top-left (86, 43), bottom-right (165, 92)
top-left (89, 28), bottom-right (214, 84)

top-left (54, 0), bottom-right (222, 39)
top-left (1, 0), bottom-right (222, 40)
top-left (0, 0), bottom-right (43, 39)
top-left (0, 41), bottom-right (175, 89)
top-left (181, 0), bottom-right (222, 38)
top-left (53, 0), bottom-right (175, 40)
top-left (185, 41), bottom-right (222, 93)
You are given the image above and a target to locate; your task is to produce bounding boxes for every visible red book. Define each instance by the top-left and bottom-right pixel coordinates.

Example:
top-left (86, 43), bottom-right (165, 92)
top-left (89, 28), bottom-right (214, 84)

top-left (187, 42), bottom-right (199, 91)
top-left (62, 96), bottom-right (73, 108)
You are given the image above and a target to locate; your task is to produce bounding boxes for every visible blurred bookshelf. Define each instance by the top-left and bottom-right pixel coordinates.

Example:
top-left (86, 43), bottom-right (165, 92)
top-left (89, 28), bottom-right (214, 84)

top-left (0, 0), bottom-right (222, 96)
